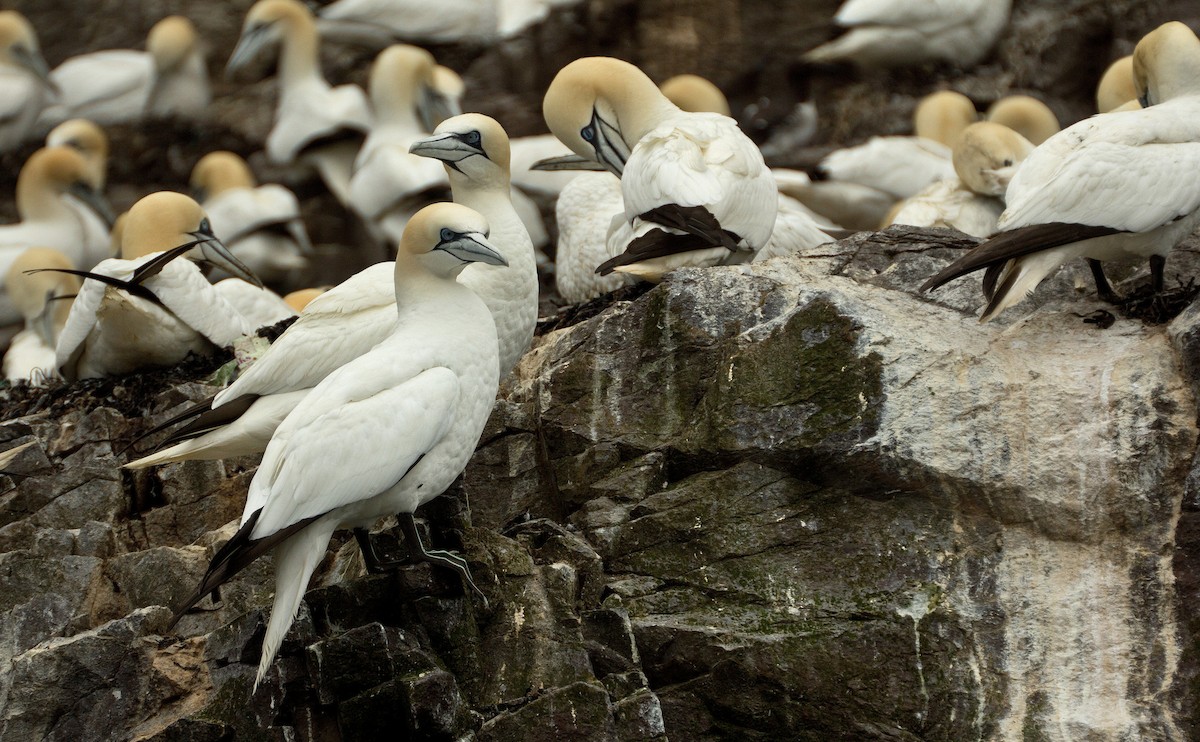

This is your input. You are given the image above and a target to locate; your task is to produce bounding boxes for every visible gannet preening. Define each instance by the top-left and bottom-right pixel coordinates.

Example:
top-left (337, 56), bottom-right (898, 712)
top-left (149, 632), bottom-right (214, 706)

top-left (543, 57), bottom-right (777, 280)
top-left (53, 192), bottom-right (260, 380)
top-left (921, 22), bottom-right (1200, 321)
top-left (659, 74), bottom-right (731, 116)
top-left (0, 11), bottom-right (54, 152)
top-left (410, 113), bottom-right (538, 376)
top-left (889, 122), bottom-right (1035, 237)
top-left (3, 248), bottom-right (80, 383)
top-left (191, 151), bottom-right (313, 286)
top-left (0, 147), bottom-right (112, 324)
top-left (39, 16), bottom-right (210, 128)
top-left (552, 172), bottom-right (633, 303)
top-left (349, 44), bottom-right (449, 243)
top-left (986, 95), bottom-right (1060, 145)
top-left (803, 0), bottom-right (1012, 70)
top-left (229, 0), bottom-right (372, 207)
top-left (44, 120), bottom-right (112, 268)
top-left (816, 90), bottom-right (976, 201)
top-left (1097, 56), bottom-right (1138, 113)
top-left (171, 203), bottom-right (506, 688)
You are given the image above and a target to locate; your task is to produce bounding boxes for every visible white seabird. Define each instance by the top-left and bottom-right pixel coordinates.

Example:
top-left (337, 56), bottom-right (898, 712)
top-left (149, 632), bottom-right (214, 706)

top-left (985, 95), bottom-right (1060, 146)
top-left (349, 44), bottom-right (448, 243)
top-left (54, 192), bottom-right (261, 380)
top-left (44, 119), bottom-right (112, 269)
top-left (3, 247), bottom-right (80, 383)
top-left (169, 202), bottom-right (506, 688)
top-left (212, 278), bottom-right (297, 329)
top-left (803, 0), bottom-right (1012, 70)
top-left (409, 112), bottom-right (539, 376)
top-left (922, 21), bottom-right (1200, 321)
top-left (192, 151), bottom-right (313, 286)
top-left (228, 0), bottom-right (372, 207)
top-left (39, 16), bottom-right (209, 127)
top-left (889, 121), bottom-right (1035, 238)
top-left (0, 147), bottom-right (112, 324)
top-left (1096, 56), bottom-right (1138, 113)
top-left (0, 11), bottom-right (55, 153)
top-left (543, 56), bottom-right (777, 281)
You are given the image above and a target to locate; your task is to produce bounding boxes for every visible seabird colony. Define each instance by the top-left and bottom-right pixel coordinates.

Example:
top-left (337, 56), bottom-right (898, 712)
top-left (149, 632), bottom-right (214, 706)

top-left (0, 0), bottom-right (1194, 689)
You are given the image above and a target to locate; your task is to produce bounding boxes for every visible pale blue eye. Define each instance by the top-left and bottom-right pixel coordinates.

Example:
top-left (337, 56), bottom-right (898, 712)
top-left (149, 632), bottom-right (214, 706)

top-left (581, 125), bottom-right (594, 142)
top-left (440, 228), bottom-right (453, 241)
top-left (465, 131), bottom-right (481, 145)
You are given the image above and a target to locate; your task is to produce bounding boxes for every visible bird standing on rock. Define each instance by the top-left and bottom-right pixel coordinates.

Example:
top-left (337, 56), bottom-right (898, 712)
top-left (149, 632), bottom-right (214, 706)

top-left (542, 56), bottom-right (777, 281)
top-left (171, 202), bottom-right (506, 689)
top-left (921, 21), bottom-right (1200, 321)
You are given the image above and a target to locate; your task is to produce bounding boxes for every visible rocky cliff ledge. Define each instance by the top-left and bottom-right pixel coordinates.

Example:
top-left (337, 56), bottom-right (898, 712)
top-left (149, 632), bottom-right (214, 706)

top-left (2, 227), bottom-right (1199, 741)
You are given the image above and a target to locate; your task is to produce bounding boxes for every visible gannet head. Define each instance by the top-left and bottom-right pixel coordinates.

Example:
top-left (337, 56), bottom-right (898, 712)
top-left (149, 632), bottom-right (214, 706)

top-left (1133, 21), bottom-right (1200, 107)
top-left (46, 119), bottom-right (108, 191)
top-left (400, 202), bottom-right (507, 279)
top-left (228, 0), bottom-right (310, 75)
top-left (986, 95), bottom-right (1060, 145)
top-left (283, 287), bottom-right (325, 312)
top-left (19, 147), bottom-right (113, 226)
top-left (1096, 56), bottom-right (1137, 113)
top-left (109, 212), bottom-right (127, 259)
top-left (409, 113), bottom-right (511, 187)
top-left (421, 64), bottom-right (465, 131)
top-left (148, 15), bottom-right (200, 73)
top-left (0, 12), bottom-right (54, 93)
top-left (122, 191), bottom-right (263, 287)
top-left (368, 44), bottom-right (437, 121)
top-left (912, 91), bottom-right (978, 147)
top-left (7, 247), bottom-right (80, 343)
top-left (659, 74), bottom-right (731, 116)
top-left (543, 57), bottom-right (676, 176)
top-left (191, 151), bottom-right (257, 201)
top-left (952, 122), bottom-right (1035, 197)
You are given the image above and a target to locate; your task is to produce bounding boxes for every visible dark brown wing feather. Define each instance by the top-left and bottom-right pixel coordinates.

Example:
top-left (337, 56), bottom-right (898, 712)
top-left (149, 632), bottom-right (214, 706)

top-left (919, 223), bottom-right (1123, 293)
top-left (155, 394), bottom-right (261, 448)
top-left (595, 204), bottom-right (743, 275)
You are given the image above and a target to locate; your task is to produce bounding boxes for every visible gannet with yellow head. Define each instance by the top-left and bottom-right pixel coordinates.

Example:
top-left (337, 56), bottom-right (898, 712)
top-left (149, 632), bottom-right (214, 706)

top-left (3, 248), bottom-right (80, 383)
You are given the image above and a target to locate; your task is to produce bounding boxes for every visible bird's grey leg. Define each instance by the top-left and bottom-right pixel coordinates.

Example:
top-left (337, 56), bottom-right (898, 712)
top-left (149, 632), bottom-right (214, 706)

top-left (398, 512), bottom-right (489, 606)
top-left (1150, 255), bottom-right (1166, 294)
top-left (354, 527), bottom-right (403, 574)
top-left (1087, 259), bottom-right (1121, 303)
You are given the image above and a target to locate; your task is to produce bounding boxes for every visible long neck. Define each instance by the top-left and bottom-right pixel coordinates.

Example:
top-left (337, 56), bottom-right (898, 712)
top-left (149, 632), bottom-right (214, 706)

top-left (279, 14), bottom-right (322, 90)
top-left (372, 76), bottom-right (424, 131)
top-left (393, 251), bottom-right (458, 305)
top-left (447, 169), bottom-right (511, 208)
top-left (17, 175), bottom-right (69, 222)
top-left (619, 87), bottom-right (680, 145)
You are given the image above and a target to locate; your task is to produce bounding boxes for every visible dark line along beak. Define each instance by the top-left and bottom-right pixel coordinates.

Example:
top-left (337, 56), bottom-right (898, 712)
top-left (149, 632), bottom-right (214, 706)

top-left (409, 132), bottom-right (487, 171)
top-left (68, 181), bottom-right (116, 229)
top-left (226, 24), bottom-right (271, 79)
top-left (529, 153), bottom-right (608, 172)
top-left (12, 45), bottom-right (58, 96)
top-left (189, 227), bottom-right (264, 288)
top-left (1138, 91), bottom-right (1151, 108)
top-left (588, 108), bottom-right (630, 177)
top-left (436, 232), bottom-right (507, 267)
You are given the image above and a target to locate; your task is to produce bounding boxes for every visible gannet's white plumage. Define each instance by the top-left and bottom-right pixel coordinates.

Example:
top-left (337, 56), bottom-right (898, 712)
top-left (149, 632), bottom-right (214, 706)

top-left (922, 22), bottom-right (1200, 321)
top-left (44, 120), bottom-right (112, 269)
top-left (752, 195), bottom-right (838, 262)
top-left (553, 171), bottom-right (633, 303)
top-left (803, 0), bottom-right (1012, 69)
top-left (349, 44), bottom-right (448, 242)
top-left (229, 0), bottom-right (372, 206)
top-left (1097, 56), bottom-right (1137, 113)
top-left (54, 192), bottom-right (260, 380)
top-left (889, 122), bottom-right (1035, 237)
top-left (172, 202), bottom-right (506, 688)
top-left (986, 95), bottom-right (1060, 145)
top-left (544, 57), bottom-right (776, 280)
top-left (282, 286), bottom-right (326, 312)
top-left (39, 16), bottom-right (209, 127)
top-left (0, 12), bottom-right (54, 153)
top-left (0, 147), bottom-right (111, 324)
top-left (213, 278), bottom-right (297, 329)
top-left (3, 248), bottom-right (79, 383)
top-left (816, 90), bottom-right (976, 201)
top-left (192, 151), bottom-right (312, 285)
top-left (317, 0), bottom-right (496, 46)
top-left (409, 113), bottom-right (539, 377)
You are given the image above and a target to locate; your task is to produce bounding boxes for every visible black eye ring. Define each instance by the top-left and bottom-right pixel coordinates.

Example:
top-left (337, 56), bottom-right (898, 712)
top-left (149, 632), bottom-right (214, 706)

top-left (440, 228), bottom-right (453, 242)
top-left (1002, 159), bottom-right (1013, 167)
top-left (465, 131), bottom-right (481, 145)
top-left (581, 125), bottom-right (595, 142)
top-left (199, 218), bottom-right (211, 233)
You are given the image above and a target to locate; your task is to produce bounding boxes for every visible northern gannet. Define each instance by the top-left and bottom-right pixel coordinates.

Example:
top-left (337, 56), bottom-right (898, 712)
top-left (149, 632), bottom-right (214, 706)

top-left (317, 0), bottom-right (496, 47)
top-left (0, 11), bottom-right (54, 152)
top-left (817, 90), bottom-right (976, 200)
top-left (349, 44), bottom-right (448, 243)
top-left (0, 147), bottom-right (111, 324)
top-left (213, 278), bottom-right (297, 329)
top-left (543, 57), bottom-right (777, 280)
top-left (921, 22), bottom-right (1200, 321)
top-left (409, 113), bottom-right (539, 376)
top-left (1097, 56), bottom-right (1138, 113)
top-left (3, 248), bottom-right (79, 383)
top-left (40, 16), bottom-right (209, 127)
top-left (889, 121), bottom-right (1035, 237)
top-left (228, 0), bottom-right (372, 207)
top-left (191, 151), bottom-right (312, 286)
top-left (171, 202), bottom-right (506, 687)
top-left (551, 171), bottom-right (633, 303)
top-left (986, 95), bottom-right (1060, 145)
top-left (424, 64), bottom-right (464, 131)
top-left (54, 192), bottom-right (260, 380)
top-left (44, 119), bottom-right (112, 268)
top-left (803, 0), bottom-right (1012, 70)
